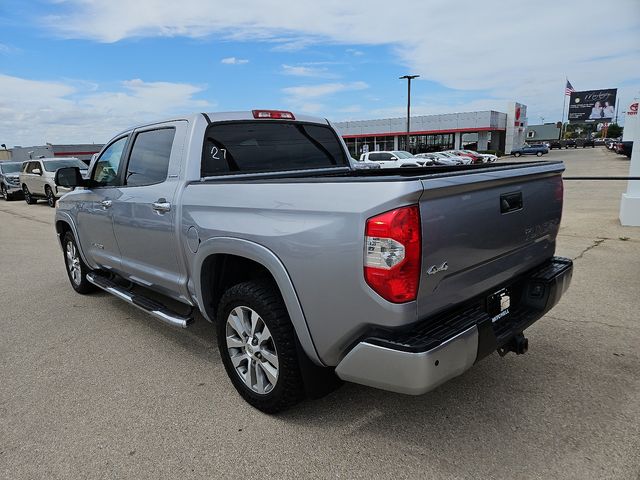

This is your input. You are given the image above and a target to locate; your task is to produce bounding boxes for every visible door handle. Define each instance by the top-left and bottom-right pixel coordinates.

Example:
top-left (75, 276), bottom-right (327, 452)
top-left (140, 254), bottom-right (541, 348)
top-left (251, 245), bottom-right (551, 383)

top-left (101, 200), bottom-right (112, 209)
top-left (152, 200), bottom-right (171, 213)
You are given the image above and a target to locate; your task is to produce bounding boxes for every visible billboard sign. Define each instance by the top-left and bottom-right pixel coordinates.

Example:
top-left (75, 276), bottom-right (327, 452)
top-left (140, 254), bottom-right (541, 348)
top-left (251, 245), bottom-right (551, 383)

top-left (568, 89), bottom-right (617, 123)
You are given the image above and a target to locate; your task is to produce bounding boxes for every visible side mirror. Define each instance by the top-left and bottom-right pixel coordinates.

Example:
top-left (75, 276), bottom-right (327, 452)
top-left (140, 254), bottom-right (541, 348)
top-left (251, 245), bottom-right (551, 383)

top-left (32, 168), bottom-right (42, 175)
top-left (55, 167), bottom-right (84, 188)
top-left (390, 156), bottom-right (398, 160)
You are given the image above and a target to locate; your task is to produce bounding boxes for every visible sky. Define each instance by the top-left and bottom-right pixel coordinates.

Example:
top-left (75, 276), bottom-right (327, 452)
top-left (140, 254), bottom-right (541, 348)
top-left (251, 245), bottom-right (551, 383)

top-left (1, 0), bottom-right (639, 146)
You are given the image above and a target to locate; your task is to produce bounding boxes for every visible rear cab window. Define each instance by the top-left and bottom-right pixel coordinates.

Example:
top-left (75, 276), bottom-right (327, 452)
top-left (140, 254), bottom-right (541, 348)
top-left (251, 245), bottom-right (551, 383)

top-left (201, 121), bottom-right (348, 176)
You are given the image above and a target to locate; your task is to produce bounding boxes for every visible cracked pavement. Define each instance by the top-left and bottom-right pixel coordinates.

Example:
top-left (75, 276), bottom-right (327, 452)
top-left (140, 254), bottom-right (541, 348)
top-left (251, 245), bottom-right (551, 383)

top-left (1, 147), bottom-right (639, 479)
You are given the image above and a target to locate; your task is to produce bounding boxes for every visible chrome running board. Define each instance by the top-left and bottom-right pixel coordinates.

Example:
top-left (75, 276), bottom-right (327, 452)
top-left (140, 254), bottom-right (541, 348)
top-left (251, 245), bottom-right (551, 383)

top-left (86, 272), bottom-right (194, 328)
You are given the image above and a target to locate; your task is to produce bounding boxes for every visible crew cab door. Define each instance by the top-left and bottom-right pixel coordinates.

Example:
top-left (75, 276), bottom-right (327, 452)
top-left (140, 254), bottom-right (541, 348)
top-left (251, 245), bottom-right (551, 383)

top-left (109, 121), bottom-right (187, 300)
top-left (76, 135), bottom-right (130, 269)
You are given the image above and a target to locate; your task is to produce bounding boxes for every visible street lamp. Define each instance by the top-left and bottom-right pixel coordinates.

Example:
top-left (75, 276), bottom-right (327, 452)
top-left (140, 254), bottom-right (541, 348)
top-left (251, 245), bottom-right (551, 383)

top-left (399, 75), bottom-right (419, 152)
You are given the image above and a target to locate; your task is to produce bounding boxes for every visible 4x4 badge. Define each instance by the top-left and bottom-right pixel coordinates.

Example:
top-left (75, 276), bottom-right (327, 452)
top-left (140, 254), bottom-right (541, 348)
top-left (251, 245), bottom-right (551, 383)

top-left (427, 262), bottom-right (448, 275)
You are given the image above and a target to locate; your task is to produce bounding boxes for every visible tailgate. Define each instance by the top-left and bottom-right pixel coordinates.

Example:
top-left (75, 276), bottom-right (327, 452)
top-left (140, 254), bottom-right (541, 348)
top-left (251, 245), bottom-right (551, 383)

top-left (416, 162), bottom-right (565, 320)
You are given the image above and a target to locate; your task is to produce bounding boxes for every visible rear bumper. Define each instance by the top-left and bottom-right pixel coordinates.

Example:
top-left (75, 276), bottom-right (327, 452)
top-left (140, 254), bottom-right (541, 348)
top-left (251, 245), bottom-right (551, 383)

top-left (335, 256), bottom-right (573, 395)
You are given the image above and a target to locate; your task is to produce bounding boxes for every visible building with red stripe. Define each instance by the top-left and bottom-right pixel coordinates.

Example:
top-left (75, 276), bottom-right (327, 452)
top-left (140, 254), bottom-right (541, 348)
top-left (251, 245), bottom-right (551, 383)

top-left (334, 102), bottom-right (527, 156)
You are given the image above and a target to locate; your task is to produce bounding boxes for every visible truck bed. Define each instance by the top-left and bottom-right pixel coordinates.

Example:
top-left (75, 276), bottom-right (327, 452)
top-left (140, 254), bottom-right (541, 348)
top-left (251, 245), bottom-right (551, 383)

top-left (184, 159), bottom-right (564, 365)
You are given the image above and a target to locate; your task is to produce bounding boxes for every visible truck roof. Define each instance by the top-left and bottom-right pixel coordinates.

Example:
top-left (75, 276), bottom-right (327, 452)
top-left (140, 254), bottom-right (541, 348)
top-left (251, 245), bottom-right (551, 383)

top-left (115, 111), bottom-right (331, 138)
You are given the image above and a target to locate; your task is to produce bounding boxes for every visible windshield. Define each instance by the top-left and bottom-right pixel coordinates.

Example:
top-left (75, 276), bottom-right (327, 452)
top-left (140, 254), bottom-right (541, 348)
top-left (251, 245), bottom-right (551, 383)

top-left (43, 159), bottom-right (88, 172)
top-left (0, 162), bottom-right (22, 173)
top-left (392, 151), bottom-right (414, 159)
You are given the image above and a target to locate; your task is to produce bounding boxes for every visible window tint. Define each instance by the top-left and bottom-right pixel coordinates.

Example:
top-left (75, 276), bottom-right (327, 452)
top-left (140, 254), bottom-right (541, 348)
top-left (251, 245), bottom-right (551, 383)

top-left (92, 136), bottom-right (128, 186)
top-left (201, 121), bottom-right (347, 176)
top-left (26, 162), bottom-right (40, 173)
top-left (43, 159), bottom-right (88, 172)
top-left (368, 153), bottom-right (393, 161)
top-left (126, 128), bottom-right (175, 187)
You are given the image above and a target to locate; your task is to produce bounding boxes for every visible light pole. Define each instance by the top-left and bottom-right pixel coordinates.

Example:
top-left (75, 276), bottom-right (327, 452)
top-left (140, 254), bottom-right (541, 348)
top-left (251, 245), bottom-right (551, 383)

top-left (399, 75), bottom-right (419, 152)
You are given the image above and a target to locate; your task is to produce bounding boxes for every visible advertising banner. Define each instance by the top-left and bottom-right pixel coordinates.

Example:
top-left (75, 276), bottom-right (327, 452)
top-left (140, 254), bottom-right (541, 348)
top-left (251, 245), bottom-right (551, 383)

top-left (568, 89), bottom-right (617, 123)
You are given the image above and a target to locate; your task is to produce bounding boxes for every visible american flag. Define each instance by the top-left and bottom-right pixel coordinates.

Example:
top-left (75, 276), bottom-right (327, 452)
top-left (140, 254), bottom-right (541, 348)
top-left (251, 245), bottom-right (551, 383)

top-left (565, 80), bottom-right (575, 96)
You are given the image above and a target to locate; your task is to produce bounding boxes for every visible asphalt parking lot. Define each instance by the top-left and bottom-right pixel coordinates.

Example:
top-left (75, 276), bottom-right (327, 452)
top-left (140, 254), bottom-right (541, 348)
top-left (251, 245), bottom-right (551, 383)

top-left (1, 147), bottom-right (639, 479)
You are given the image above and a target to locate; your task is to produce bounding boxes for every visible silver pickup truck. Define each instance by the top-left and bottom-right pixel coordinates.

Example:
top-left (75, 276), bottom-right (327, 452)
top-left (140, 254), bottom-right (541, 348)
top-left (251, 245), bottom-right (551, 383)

top-left (54, 110), bottom-right (573, 413)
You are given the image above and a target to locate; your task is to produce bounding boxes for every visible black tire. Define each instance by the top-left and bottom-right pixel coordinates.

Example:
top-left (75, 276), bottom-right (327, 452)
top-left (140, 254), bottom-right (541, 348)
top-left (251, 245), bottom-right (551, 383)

top-left (217, 280), bottom-right (305, 413)
top-left (1, 184), bottom-right (9, 201)
top-left (23, 185), bottom-right (37, 204)
top-left (45, 185), bottom-right (57, 208)
top-left (514, 152), bottom-right (521, 157)
top-left (536, 151), bottom-right (542, 157)
top-left (62, 231), bottom-right (96, 294)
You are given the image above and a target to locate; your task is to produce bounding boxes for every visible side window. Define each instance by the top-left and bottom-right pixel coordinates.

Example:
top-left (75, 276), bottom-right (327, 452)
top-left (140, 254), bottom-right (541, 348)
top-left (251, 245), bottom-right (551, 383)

top-left (92, 136), bottom-right (128, 186)
top-left (125, 128), bottom-right (175, 187)
top-left (369, 153), bottom-right (393, 161)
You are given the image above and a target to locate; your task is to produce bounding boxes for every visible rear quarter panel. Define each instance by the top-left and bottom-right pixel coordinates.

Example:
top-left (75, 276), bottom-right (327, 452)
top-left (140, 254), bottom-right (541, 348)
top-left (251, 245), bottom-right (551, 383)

top-left (181, 179), bottom-right (424, 366)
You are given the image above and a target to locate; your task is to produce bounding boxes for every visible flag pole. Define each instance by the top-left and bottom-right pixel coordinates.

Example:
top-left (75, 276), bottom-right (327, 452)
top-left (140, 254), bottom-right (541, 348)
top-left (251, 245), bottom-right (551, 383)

top-left (560, 78), bottom-right (567, 140)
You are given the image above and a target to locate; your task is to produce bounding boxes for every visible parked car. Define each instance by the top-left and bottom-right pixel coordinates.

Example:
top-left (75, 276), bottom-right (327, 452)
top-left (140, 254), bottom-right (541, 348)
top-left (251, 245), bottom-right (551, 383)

top-left (579, 138), bottom-right (595, 148)
top-left (0, 161), bottom-right (24, 201)
top-left (412, 153), bottom-right (436, 166)
top-left (619, 141), bottom-right (633, 158)
top-left (415, 152), bottom-right (459, 166)
top-left (564, 139), bottom-right (577, 149)
top-left (54, 110), bottom-right (572, 413)
top-left (19, 157), bottom-right (88, 207)
top-left (359, 151), bottom-right (420, 169)
top-left (460, 149), bottom-right (498, 163)
top-left (437, 151), bottom-right (473, 164)
top-left (511, 144), bottom-right (549, 157)
top-left (549, 140), bottom-right (563, 149)
top-left (447, 150), bottom-right (483, 164)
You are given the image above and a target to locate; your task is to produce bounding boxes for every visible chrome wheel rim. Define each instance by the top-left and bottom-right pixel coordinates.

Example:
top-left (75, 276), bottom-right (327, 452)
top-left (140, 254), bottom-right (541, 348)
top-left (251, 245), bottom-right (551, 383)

top-left (225, 306), bottom-right (279, 395)
top-left (65, 241), bottom-right (82, 286)
top-left (47, 189), bottom-right (54, 206)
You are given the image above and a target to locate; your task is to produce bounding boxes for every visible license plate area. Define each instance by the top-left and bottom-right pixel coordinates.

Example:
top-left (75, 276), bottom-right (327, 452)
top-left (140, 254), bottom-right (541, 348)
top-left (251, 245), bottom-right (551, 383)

top-left (487, 288), bottom-right (511, 323)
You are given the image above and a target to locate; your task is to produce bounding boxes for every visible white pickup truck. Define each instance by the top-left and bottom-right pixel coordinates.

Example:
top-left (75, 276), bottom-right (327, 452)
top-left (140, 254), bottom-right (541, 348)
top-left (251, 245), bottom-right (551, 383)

top-left (358, 150), bottom-right (422, 168)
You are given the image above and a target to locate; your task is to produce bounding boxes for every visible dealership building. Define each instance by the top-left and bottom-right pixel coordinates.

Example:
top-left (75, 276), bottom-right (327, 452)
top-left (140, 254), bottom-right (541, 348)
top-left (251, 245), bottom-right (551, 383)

top-left (334, 102), bottom-right (528, 157)
top-left (6, 143), bottom-right (103, 163)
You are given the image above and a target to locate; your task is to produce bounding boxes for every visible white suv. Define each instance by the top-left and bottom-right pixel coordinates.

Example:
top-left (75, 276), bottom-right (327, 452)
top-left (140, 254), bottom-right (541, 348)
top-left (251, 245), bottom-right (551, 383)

top-left (19, 158), bottom-right (88, 207)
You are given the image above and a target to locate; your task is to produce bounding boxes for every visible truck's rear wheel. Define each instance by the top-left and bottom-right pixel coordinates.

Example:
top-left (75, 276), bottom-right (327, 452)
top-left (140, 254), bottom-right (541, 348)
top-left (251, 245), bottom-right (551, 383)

top-left (217, 280), bottom-right (305, 413)
top-left (62, 231), bottom-right (95, 294)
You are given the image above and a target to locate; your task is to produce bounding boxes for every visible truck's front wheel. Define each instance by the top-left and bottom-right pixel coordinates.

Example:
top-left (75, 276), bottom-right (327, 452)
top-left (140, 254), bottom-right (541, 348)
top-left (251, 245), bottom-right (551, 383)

top-left (217, 280), bottom-right (305, 413)
top-left (62, 231), bottom-right (96, 294)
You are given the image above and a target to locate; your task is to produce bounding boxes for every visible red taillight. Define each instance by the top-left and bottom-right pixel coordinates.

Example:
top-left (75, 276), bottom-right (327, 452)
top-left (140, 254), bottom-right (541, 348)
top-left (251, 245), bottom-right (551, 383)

top-left (364, 205), bottom-right (421, 303)
top-left (252, 110), bottom-right (295, 120)
top-left (555, 176), bottom-right (564, 202)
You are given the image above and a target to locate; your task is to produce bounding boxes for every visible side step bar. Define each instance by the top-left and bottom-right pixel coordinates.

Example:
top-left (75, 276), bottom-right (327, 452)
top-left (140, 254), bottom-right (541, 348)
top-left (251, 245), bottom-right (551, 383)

top-left (86, 272), bottom-right (194, 328)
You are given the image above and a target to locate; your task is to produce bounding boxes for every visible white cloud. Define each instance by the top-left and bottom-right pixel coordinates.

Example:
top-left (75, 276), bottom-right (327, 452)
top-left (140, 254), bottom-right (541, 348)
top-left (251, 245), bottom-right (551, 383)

top-left (281, 64), bottom-right (335, 78)
top-left (283, 81), bottom-right (368, 99)
top-left (221, 56), bottom-right (249, 64)
top-left (37, 0), bottom-right (640, 122)
top-left (282, 82), bottom-right (368, 116)
top-left (0, 74), bottom-right (210, 146)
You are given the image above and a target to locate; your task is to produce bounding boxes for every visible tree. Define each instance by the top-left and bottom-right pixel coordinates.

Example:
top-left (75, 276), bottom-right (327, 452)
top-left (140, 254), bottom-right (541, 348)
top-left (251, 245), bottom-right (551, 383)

top-left (607, 123), bottom-right (623, 138)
